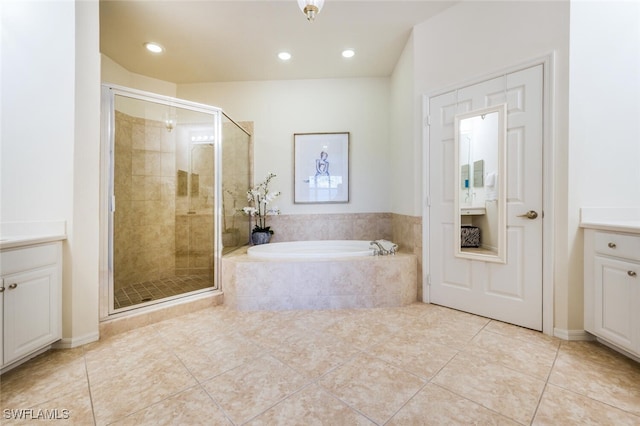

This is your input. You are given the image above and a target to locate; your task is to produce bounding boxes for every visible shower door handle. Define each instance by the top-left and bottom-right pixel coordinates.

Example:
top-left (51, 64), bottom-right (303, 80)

top-left (517, 210), bottom-right (538, 220)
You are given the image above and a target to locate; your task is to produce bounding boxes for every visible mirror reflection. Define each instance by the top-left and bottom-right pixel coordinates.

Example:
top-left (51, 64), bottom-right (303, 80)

top-left (454, 104), bottom-right (506, 263)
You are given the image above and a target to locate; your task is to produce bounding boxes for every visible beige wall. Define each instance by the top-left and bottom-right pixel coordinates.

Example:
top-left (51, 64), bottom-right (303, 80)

top-left (71, 0), bottom-right (101, 345)
top-left (1, 0), bottom-right (101, 345)
top-left (389, 33), bottom-right (417, 216)
top-left (567, 0), bottom-right (640, 331)
top-left (177, 78), bottom-right (392, 216)
top-left (102, 55), bottom-right (177, 97)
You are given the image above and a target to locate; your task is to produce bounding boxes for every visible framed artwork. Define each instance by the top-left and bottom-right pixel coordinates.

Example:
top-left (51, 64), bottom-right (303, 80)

top-left (294, 132), bottom-right (349, 204)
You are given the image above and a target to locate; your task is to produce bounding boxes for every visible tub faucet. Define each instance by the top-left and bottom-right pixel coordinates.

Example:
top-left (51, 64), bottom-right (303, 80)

top-left (370, 241), bottom-right (387, 256)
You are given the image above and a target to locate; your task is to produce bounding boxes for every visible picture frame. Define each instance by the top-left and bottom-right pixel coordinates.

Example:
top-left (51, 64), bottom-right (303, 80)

top-left (294, 132), bottom-right (349, 204)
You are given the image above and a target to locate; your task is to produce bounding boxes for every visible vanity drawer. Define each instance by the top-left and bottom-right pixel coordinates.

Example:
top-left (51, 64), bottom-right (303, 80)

top-left (594, 231), bottom-right (640, 262)
top-left (1, 243), bottom-right (60, 276)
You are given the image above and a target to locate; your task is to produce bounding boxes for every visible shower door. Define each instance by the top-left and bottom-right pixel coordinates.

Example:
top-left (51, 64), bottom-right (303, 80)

top-left (101, 85), bottom-right (222, 315)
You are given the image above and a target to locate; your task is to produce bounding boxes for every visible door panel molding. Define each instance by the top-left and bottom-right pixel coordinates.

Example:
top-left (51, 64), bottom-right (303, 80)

top-left (423, 54), bottom-right (555, 335)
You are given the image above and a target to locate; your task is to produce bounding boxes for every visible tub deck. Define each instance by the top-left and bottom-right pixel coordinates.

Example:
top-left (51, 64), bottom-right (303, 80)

top-left (222, 246), bottom-right (417, 311)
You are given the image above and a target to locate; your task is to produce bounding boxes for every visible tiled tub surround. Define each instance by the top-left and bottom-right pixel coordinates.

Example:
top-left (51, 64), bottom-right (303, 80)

top-left (391, 213), bottom-right (423, 299)
top-left (266, 213), bottom-right (394, 243)
top-left (222, 247), bottom-right (417, 311)
top-left (265, 212), bottom-right (423, 298)
top-left (266, 213), bottom-right (420, 253)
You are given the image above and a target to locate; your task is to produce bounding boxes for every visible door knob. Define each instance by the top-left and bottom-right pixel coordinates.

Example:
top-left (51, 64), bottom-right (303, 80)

top-left (517, 210), bottom-right (538, 219)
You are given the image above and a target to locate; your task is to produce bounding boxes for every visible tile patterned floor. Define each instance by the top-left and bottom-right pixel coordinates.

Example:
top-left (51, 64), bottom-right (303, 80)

top-left (113, 275), bottom-right (212, 309)
top-left (2, 303), bottom-right (640, 425)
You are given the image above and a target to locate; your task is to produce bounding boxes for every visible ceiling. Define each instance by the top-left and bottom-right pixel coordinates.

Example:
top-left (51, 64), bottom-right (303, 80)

top-left (100, 0), bottom-right (458, 84)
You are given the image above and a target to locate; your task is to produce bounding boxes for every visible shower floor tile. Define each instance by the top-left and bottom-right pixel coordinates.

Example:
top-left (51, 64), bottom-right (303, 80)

top-left (114, 275), bottom-right (212, 309)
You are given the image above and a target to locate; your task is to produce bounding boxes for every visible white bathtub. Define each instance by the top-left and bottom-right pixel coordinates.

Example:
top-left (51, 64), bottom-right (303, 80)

top-left (223, 241), bottom-right (418, 311)
top-left (247, 240), bottom-right (374, 259)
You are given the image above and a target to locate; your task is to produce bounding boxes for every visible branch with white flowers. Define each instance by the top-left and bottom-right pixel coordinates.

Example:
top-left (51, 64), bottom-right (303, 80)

top-left (242, 173), bottom-right (281, 234)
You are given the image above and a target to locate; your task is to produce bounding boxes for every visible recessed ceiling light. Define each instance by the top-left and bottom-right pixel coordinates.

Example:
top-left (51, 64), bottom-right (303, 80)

top-left (342, 49), bottom-right (355, 58)
top-left (144, 42), bottom-right (164, 54)
top-left (278, 52), bottom-right (292, 61)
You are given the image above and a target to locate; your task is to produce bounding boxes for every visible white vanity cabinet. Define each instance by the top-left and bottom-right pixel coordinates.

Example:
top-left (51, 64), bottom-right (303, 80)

top-left (584, 229), bottom-right (640, 357)
top-left (0, 241), bottom-right (62, 369)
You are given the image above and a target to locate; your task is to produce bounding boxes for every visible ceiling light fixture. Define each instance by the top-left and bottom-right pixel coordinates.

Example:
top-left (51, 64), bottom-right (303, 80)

top-left (164, 112), bottom-right (176, 132)
top-left (144, 42), bottom-right (164, 54)
top-left (298, 0), bottom-right (324, 22)
top-left (278, 52), bottom-right (292, 61)
top-left (342, 49), bottom-right (355, 58)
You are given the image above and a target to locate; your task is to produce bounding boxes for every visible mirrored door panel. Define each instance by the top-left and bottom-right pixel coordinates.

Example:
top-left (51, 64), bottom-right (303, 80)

top-left (454, 104), bottom-right (506, 263)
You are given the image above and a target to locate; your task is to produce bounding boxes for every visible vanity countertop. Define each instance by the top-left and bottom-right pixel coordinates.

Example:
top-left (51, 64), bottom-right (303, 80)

top-left (1, 221), bottom-right (67, 250)
top-left (0, 234), bottom-right (67, 250)
top-left (460, 206), bottom-right (486, 215)
top-left (580, 208), bottom-right (640, 235)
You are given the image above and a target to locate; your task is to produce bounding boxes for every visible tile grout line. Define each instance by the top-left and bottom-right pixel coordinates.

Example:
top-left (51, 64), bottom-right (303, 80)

top-left (540, 342), bottom-right (640, 421)
top-left (405, 318), bottom-right (535, 425)
top-left (160, 316), bottom-right (247, 425)
top-left (244, 325), bottom-right (386, 425)
top-left (92, 325), bottom-right (197, 425)
top-left (81, 346), bottom-right (98, 426)
top-left (527, 336), bottom-right (563, 425)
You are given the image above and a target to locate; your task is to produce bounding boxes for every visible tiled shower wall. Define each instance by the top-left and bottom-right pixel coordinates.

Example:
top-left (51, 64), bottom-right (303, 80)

top-left (114, 111), bottom-right (177, 290)
top-left (174, 139), bottom-right (214, 277)
top-left (221, 121), bottom-right (252, 251)
top-left (175, 214), bottom-right (213, 277)
top-left (114, 114), bottom-right (253, 288)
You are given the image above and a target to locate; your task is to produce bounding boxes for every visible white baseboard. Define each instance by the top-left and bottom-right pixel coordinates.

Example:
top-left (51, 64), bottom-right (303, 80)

top-left (53, 332), bottom-right (100, 349)
top-left (553, 328), bottom-right (593, 341)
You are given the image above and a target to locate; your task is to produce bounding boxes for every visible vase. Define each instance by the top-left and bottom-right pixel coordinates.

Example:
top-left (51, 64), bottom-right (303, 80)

top-left (251, 231), bottom-right (271, 245)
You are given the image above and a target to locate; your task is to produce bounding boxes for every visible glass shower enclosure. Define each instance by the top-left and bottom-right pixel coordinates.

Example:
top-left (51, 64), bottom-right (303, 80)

top-left (100, 85), bottom-right (251, 317)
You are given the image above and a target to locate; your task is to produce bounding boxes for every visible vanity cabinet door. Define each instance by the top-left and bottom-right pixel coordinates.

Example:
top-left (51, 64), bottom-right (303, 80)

top-left (3, 266), bottom-right (61, 365)
top-left (593, 256), bottom-right (639, 354)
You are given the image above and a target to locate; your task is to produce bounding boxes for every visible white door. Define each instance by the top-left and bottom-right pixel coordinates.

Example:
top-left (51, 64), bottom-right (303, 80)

top-left (427, 64), bottom-right (543, 330)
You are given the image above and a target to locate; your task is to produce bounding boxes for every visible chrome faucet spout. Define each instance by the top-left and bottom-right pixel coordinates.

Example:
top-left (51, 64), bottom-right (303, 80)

top-left (369, 241), bottom-right (387, 255)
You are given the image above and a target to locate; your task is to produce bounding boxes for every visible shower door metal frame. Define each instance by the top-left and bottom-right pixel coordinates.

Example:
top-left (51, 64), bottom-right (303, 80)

top-left (99, 84), bottom-right (223, 319)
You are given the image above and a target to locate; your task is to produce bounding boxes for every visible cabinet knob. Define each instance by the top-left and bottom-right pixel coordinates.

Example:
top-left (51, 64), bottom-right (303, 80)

top-left (607, 242), bottom-right (617, 249)
top-left (8, 283), bottom-right (17, 289)
top-left (629, 271), bottom-right (637, 277)
top-left (0, 286), bottom-right (4, 292)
